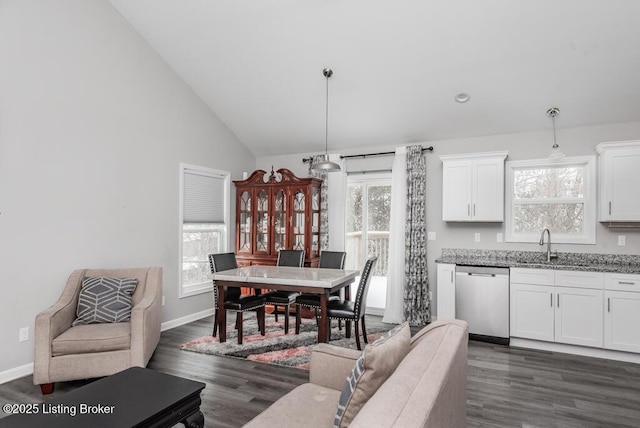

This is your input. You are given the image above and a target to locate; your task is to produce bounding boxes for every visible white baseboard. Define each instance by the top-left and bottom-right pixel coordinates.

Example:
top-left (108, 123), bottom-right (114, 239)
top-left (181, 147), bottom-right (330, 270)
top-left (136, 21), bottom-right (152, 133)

top-left (510, 338), bottom-right (640, 364)
top-left (161, 308), bottom-right (215, 332)
top-left (0, 362), bottom-right (33, 384)
top-left (365, 307), bottom-right (385, 317)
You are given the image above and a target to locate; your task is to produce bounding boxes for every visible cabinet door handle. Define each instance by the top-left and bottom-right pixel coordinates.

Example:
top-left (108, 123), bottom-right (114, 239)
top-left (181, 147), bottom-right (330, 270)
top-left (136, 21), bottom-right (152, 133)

top-left (609, 201), bottom-right (612, 215)
top-left (607, 297), bottom-right (611, 312)
top-left (451, 271), bottom-right (453, 282)
top-left (468, 204), bottom-right (470, 216)
top-left (618, 281), bottom-right (635, 285)
top-left (473, 204), bottom-right (476, 216)
top-left (550, 293), bottom-right (553, 307)
top-left (557, 293), bottom-right (560, 307)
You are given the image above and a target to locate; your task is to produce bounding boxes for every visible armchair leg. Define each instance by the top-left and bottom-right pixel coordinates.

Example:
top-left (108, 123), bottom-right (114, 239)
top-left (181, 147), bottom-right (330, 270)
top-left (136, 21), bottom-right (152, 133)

top-left (40, 383), bottom-right (54, 395)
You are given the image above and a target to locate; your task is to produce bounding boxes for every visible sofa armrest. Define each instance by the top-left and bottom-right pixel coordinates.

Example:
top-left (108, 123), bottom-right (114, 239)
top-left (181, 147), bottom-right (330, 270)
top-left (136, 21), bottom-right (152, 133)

top-left (130, 267), bottom-right (162, 366)
top-left (309, 343), bottom-right (362, 390)
top-left (33, 269), bottom-right (86, 385)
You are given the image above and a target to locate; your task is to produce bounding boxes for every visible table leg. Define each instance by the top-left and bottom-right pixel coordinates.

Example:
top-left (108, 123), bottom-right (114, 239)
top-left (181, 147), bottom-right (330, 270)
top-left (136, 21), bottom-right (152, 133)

top-left (181, 409), bottom-right (204, 428)
top-left (318, 291), bottom-right (329, 343)
top-left (217, 285), bottom-right (227, 343)
top-left (345, 283), bottom-right (352, 338)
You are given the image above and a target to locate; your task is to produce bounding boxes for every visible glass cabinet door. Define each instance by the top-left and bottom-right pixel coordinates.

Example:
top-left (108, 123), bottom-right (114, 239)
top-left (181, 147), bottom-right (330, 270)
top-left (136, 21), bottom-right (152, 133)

top-left (238, 190), bottom-right (251, 253)
top-left (274, 188), bottom-right (287, 252)
top-left (256, 189), bottom-right (269, 254)
top-left (292, 189), bottom-right (306, 251)
top-left (311, 186), bottom-right (320, 257)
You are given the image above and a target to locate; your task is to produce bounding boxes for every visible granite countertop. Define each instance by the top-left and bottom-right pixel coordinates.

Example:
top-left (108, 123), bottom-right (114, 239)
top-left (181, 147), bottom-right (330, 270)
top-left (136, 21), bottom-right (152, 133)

top-left (436, 249), bottom-right (640, 274)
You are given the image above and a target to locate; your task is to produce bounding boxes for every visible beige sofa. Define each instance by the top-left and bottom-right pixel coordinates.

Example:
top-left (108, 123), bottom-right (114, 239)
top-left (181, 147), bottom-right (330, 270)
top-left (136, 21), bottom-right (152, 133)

top-left (33, 267), bottom-right (162, 394)
top-left (245, 319), bottom-right (469, 428)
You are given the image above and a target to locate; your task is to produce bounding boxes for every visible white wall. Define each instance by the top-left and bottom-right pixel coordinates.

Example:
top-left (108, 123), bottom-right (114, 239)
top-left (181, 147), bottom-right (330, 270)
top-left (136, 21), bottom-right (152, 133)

top-left (258, 121), bottom-right (640, 317)
top-left (0, 0), bottom-right (255, 374)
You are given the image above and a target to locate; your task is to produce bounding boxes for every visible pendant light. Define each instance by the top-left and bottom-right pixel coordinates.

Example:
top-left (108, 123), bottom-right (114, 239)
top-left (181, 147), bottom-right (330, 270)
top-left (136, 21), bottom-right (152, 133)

top-left (311, 68), bottom-right (341, 172)
top-left (547, 107), bottom-right (564, 160)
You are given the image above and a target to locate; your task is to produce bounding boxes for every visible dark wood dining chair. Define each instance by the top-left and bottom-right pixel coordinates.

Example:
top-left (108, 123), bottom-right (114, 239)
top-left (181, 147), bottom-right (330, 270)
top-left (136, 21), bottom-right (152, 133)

top-left (326, 256), bottom-right (378, 350)
top-left (261, 249), bottom-right (305, 334)
top-left (209, 253), bottom-right (266, 344)
top-left (295, 250), bottom-right (346, 334)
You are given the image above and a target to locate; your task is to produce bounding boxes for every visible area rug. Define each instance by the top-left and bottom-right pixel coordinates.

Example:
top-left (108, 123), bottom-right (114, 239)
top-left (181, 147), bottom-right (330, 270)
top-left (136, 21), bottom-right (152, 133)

top-left (180, 316), bottom-right (393, 369)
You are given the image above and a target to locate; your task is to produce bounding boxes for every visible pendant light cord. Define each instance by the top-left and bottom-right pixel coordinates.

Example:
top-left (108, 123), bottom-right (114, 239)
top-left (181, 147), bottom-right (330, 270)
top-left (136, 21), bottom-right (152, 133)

top-left (551, 114), bottom-right (558, 149)
top-left (547, 107), bottom-right (560, 149)
top-left (325, 72), bottom-right (329, 155)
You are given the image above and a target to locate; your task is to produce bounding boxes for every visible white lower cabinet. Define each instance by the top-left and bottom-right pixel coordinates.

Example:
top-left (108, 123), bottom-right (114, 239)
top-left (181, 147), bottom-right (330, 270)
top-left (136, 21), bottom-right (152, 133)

top-left (510, 268), bottom-right (604, 348)
top-left (604, 273), bottom-right (640, 353)
top-left (604, 291), bottom-right (640, 352)
top-left (436, 263), bottom-right (456, 320)
top-left (555, 287), bottom-right (603, 347)
top-left (510, 283), bottom-right (554, 341)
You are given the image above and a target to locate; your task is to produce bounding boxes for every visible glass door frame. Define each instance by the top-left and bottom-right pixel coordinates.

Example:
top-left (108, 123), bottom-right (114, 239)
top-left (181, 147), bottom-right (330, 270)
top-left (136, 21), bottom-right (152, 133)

top-left (345, 172), bottom-right (392, 273)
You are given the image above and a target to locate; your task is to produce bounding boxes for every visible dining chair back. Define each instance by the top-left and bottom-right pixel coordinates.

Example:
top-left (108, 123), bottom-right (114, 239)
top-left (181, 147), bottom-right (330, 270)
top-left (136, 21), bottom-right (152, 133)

top-left (318, 250), bottom-right (347, 269)
top-left (266, 249), bottom-right (306, 333)
top-left (209, 253), bottom-right (240, 300)
top-left (352, 256), bottom-right (378, 319)
top-left (209, 252), bottom-right (266, 343)
top-left (276, 249), bottom-right (305, 267)
top-left (294, 250), bottom-right (347, 333)
top-left (326, 256), bottom-right (378, 350)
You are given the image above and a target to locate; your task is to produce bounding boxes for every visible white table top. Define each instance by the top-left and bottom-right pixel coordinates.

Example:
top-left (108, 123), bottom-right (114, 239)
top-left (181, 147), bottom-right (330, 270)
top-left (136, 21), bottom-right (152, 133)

top-left (211, 265), bottom-right (359, 289)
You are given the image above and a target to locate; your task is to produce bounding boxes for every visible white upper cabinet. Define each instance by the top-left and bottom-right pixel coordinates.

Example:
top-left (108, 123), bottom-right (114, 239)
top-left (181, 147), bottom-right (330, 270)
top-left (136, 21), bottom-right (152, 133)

top-left (596, 141), bottom-right (640, 222)
top-left (441, 151), bottom-right (508, 222)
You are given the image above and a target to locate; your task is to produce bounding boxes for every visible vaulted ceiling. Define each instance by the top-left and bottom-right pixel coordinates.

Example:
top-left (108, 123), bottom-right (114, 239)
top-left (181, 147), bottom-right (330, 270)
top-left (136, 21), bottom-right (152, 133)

top-left (108, 0), bottom-right (640, 157)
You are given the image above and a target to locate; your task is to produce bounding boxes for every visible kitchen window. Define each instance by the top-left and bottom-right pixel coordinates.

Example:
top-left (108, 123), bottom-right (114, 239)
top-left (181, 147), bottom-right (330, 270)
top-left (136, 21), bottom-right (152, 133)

top-left (505, 156), bottom-right (596, 244)
top-left (179, 164), bottom-right (230, 298)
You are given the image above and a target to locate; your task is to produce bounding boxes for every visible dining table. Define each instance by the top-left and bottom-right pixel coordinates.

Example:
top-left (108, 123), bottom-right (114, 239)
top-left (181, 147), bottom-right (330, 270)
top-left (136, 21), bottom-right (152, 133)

top-left (211, 265), bottom-right (359, 344)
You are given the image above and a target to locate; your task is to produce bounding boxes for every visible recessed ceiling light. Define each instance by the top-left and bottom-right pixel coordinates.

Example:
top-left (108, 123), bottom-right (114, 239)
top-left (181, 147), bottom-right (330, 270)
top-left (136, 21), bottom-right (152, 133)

top-left (455, 93), bottom-right (470, 103)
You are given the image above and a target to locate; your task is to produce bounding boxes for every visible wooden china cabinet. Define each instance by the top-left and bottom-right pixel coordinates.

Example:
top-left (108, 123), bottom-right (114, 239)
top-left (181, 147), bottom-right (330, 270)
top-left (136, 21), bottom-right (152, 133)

top-left (234, 168), bottom-right (322, 267)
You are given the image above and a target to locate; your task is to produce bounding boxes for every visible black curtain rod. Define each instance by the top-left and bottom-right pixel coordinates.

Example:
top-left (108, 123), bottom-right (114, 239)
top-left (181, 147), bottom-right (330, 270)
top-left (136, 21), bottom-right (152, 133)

top-left (340, 146), bottom-right (433, 159)
top-left (301, 146), bottom-right (433, 164)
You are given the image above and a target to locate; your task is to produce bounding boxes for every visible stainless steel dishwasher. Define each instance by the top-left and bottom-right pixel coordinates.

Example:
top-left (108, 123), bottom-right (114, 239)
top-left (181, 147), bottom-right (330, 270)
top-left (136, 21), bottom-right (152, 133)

top-left (455, 265), bottom-right (510, 345)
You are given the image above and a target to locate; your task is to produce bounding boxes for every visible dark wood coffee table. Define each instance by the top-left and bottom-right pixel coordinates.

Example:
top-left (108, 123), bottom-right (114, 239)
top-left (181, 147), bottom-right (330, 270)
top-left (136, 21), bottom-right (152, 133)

top-left (0, 367), bottom-right (205, 427)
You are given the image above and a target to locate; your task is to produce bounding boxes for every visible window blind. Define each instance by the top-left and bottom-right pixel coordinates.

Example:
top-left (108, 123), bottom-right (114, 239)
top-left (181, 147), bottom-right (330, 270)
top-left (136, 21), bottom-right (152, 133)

top-left (183, 170), bottom-right (225, 223)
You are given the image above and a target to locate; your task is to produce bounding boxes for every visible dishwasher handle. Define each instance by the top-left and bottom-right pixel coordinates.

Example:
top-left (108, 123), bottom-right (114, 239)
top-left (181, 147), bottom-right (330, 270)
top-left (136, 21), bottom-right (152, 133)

top-left (464, 272), bottom-right (497, 277)
top-left (455, 265), bottom-right (509, 277)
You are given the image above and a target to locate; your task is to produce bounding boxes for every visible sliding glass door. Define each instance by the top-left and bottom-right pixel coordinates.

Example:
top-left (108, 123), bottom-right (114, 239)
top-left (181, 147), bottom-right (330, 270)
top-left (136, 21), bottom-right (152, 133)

top-left (345, 174), bottom-right (391, 311)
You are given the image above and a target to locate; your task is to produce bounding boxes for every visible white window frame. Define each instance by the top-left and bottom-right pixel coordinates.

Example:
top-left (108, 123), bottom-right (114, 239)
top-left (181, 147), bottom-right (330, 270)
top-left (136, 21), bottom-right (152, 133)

top-left (179, 163), bottom-right (231, 298)
top-left (505, 156), bottom-right (596, 244)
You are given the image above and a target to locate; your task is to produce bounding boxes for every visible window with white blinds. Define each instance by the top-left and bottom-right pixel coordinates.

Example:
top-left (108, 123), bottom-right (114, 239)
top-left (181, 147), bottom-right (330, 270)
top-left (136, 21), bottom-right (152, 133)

top-left (183, 170), bottom-right (226, 223)
top-left (180, 164), bottom-right (230, 297)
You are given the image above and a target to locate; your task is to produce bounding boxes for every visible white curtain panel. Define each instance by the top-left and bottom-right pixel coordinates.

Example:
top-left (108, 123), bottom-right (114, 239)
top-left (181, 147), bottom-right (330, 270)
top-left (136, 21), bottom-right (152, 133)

top-left (327, 153), bottom-right (347, 251)
top-left (382, 146), bottom-right (407, 324)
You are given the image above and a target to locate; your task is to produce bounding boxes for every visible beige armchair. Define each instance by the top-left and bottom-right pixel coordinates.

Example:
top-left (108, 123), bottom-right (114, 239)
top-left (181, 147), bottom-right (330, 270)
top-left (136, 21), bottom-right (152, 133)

top-left (33, 267), bottom-right (162, 394)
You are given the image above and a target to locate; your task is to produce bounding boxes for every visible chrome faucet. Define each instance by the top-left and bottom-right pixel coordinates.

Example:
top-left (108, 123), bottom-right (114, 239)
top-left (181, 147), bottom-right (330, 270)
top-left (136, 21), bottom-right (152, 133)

top-left (539, 228), bottom-right (557, 262)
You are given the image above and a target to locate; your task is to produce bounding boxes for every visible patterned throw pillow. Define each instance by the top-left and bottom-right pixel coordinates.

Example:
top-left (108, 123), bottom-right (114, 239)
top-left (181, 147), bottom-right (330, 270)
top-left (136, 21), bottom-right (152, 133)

top-left (334, 322), bottom-right (411, 428)
top-left (72, 277), bottom-right (138, 326)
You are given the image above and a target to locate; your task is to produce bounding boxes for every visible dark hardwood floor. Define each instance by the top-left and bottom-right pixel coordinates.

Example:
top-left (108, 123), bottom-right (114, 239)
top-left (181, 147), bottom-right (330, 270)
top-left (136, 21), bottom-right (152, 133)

top-left (2, 315), bottom-right (640, 427)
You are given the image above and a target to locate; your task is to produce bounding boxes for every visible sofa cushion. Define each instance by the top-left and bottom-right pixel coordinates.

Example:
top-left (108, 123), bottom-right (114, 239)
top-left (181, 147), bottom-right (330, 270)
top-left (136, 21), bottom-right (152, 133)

top-left (349, 320), bottom-right (469, 428)
top-left (52, 322), bottom-right (131, 356)
top-left (244, 383), bottom-right (341, 428)
top-left (73, 277), bottom-right (138, 325)
top-left (334, 322), bottom-right (411, 428)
